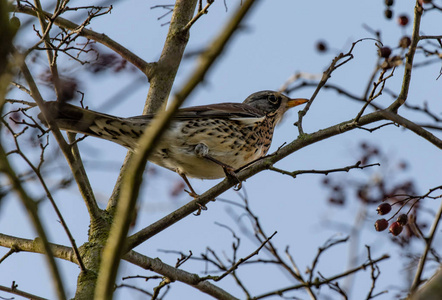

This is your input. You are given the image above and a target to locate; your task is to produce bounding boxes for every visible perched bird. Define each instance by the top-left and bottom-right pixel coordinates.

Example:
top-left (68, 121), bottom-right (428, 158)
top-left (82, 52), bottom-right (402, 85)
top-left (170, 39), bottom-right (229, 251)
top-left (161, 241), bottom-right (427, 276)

top-left (39, 91), bottom-right (308, 195)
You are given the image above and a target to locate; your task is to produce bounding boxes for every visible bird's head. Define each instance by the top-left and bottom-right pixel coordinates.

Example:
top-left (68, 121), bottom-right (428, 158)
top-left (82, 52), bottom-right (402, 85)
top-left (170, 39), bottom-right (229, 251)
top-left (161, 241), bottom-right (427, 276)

top-left (243, 91), bottom-right (309, 124)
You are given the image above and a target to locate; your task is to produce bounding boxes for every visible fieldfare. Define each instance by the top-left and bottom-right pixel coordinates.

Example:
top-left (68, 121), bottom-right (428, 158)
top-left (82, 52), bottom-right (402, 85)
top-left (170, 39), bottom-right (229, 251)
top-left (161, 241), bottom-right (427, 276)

top-left (39, 91), bottom-right (308, 196)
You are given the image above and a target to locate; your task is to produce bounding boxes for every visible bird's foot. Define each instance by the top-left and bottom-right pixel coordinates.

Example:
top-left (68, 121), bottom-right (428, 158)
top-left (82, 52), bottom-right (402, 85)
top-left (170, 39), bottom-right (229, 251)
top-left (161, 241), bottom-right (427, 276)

top-left (223, 166), bottom-right (242, 191)
top-left (193, 202), bottom-right (208, 216)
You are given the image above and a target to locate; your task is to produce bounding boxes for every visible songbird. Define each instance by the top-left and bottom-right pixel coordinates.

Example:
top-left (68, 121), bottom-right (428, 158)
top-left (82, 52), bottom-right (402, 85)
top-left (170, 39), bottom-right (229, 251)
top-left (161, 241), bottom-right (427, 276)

top-left (39, 91), bottom-right (308, 195)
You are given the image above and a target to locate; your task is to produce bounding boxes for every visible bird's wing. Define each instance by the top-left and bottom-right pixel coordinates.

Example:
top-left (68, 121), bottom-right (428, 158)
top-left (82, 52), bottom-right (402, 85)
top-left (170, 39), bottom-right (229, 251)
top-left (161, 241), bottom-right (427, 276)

top-left (129, 103), bottom-right (265, 121)
top-left (176, 102), bottom-right (265, 119)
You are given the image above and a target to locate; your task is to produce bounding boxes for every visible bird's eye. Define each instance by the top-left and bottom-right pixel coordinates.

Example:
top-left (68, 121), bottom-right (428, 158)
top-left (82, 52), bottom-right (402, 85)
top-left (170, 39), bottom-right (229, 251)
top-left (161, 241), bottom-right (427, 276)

top-left (268, 94), bottom-right (280, 105)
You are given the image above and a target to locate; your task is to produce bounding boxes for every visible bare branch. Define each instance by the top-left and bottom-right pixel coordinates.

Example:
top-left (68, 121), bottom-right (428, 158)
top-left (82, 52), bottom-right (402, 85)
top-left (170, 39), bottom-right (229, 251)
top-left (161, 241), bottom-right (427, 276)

top-left (388, 2), bottom-right (423, 111)
top-left (200, 232), bottom-right (277, 282)
top-left (269, 161), bottom-right (380, 179)
top-left (0, 283), bottom-right (48, 300)
top-left (182, 0), bottom-right (215, 32)
top-left (379, 110), bottom-right (442, 149)
top-left (14, 4), bottom-right (150, 74)
top-left (0, 142), bottom-right (67, 300)
top-left (124, 250), bottom-right (239, 300)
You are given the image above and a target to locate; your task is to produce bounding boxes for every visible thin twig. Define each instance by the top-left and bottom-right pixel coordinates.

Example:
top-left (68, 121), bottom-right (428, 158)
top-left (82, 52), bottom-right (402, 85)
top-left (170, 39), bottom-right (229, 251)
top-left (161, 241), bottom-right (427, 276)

top-left (269, 161), bottom-right (380, 179)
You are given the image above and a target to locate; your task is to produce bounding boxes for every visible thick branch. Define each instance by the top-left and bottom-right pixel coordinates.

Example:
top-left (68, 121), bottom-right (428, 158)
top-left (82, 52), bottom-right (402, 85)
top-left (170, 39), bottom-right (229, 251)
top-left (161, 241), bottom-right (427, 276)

top-left (0, 233), bottom-right (78, 264)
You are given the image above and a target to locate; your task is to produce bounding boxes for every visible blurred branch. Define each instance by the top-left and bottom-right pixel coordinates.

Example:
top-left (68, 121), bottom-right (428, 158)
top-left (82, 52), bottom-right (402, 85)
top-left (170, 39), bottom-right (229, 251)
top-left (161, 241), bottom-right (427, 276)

top-left (17, 50), bottom-right (102, 223)
top-left (365, 246), bottom-right (388, 299)
top-left (410, 186), bottom-right (442, 293)
top-left (2, 119), bottom-right (85, 271)
top-left (0, 145), bottom-right (67, 300)
top-left (95, 1), bottom-right (200, 299)
top-left (411, 267), bottom-right (442, 300)
top-left (33, 0), bottom-right (63, 100)
top-left (102, 0), bottom-right (260, 292)
top-left (98, 1), bottom-right (259, 298)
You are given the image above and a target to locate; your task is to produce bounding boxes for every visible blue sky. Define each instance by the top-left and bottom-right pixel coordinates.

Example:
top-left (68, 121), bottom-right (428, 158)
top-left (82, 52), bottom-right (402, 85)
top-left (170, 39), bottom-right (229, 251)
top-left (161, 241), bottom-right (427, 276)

top-left (1, 1), bottom-right (442, 299)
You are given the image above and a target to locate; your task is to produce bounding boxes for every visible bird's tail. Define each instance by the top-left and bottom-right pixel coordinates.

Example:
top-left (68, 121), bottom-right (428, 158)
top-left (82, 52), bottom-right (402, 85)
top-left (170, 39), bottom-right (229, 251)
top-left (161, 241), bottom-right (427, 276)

top-left (38, 101), bottom-right (147, 149)
top-left (38, 101), bottom-right (114, 136)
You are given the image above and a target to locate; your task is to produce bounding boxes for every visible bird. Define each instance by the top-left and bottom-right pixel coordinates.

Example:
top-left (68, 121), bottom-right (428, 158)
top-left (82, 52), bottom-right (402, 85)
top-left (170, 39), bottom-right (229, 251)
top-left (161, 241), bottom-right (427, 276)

top-left (38, 91), bottom-right (308, 196)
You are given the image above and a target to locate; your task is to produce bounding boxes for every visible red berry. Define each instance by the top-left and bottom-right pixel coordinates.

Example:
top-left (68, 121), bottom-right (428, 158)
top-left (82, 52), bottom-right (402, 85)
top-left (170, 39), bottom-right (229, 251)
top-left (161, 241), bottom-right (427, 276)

top-left (375, 219), bottom-right (389, 231)
top-left (398, 15), bottom-right (409, 26)
top-left (397, 214), bottom-right (408, 226)
top-left (377, 203), bottom-right (392, 215)
top-left (389, 222), bottom-right (403, 236)
top-left (378, 47), bottom-right (392, 58)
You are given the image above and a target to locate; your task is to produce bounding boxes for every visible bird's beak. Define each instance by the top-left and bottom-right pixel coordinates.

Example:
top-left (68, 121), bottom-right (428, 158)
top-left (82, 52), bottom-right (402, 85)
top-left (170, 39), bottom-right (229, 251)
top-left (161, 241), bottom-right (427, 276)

top-left (287, 98), bottom-right (309, 108)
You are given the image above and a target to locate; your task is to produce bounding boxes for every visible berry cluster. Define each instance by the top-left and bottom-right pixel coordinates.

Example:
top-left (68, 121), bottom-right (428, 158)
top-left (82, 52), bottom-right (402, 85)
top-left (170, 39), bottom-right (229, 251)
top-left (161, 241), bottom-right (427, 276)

top-left (374, 203), bottom-right (409, 236)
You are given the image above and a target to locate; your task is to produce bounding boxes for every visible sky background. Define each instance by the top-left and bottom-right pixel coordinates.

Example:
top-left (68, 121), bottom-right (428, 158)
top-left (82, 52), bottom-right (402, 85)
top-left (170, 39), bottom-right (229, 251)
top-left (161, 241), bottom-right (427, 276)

top-left (1, 0), bottom-right (442, 299)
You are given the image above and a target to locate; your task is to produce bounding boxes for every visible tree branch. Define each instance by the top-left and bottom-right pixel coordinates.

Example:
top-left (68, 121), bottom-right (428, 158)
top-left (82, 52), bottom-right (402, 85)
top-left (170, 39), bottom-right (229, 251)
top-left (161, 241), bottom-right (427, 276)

top-left (0, 283), bottom-right (48, 300)
top-left (0, 147), bottom-right (67, 300)
top-left (124, 251), bottom-right (239, 300)
top-left (126, 110), bottom-right (386, 250)
top-left (379, 110), bottom-right (442, 149)
top-left (388, 1), bottom-right (423, 111)
top-left (269, 161), bottom-right (380, 179)
top-left (95, 1), bottom-right (199, 299)
top-left (0, 233), bottom-right (78, 264)
top-left (17, 51), bottom-right (102, 223)
top-left (96, 2), bottom-right (259, 298)
top-left (252, 254), bottom-right (390, 299)
top-left (14, 4), bottom-right (151, 75)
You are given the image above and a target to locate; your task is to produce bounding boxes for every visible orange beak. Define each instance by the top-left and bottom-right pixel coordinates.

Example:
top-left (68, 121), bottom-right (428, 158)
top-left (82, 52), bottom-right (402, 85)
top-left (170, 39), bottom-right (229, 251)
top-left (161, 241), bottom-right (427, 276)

top-left (287, 98), bottom-right (309, 108)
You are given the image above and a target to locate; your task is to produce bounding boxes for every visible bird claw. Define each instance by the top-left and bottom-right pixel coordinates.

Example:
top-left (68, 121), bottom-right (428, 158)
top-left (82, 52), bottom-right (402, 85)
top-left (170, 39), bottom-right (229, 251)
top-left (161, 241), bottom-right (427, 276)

top-left (223, 166), bottom-right (242, 191)
top-left (193, 202), bottom-right (208, 216)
